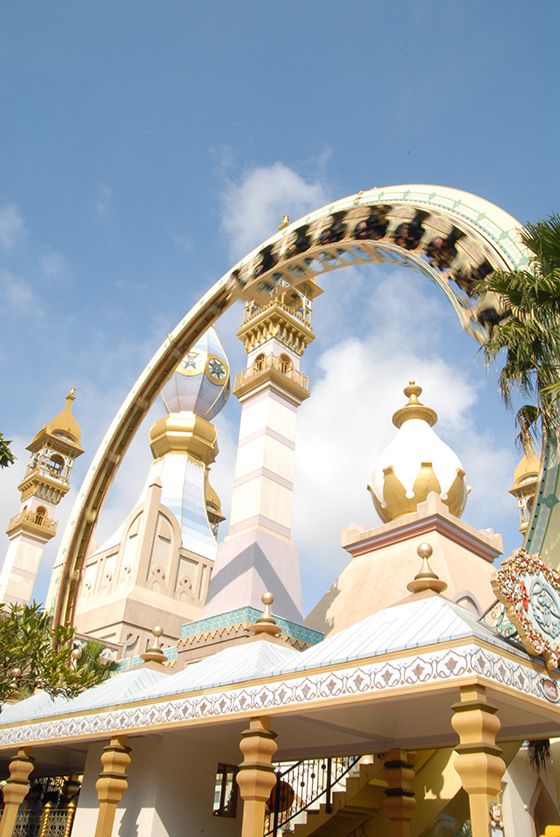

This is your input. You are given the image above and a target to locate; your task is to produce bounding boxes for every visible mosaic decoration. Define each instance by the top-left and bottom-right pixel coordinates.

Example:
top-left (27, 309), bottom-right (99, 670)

top-left (492, 549), bottom-right (560, 669)
top-left (0, 643), bottom-right (556, 748)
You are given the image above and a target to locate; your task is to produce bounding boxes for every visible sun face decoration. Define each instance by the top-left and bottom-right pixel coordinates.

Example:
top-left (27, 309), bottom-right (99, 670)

top-left (492, 549), bottom-right (560, 669)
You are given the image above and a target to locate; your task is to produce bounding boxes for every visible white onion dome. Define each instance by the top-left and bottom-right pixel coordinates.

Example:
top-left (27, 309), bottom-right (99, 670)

top-left (161, 327), bottom-right (230, 420)
top-left (368, 381), bottom-right (468, 522)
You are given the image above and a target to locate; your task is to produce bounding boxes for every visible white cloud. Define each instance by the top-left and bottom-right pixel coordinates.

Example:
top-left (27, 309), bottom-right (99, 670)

top-left (0, 204), bottom-right (26, 251)
top-left (167, 230), bottom-right (194, 253)
top-left (95, 182), bottom-right (112, 218)
top-left (39, 248), bottom-right (70, 280)
top-left (290, 271), bottom-right (518, 611)
top-left (220, 162), bottom-right (330, 260)
top-left (0, 271), bottom-right (41, 314)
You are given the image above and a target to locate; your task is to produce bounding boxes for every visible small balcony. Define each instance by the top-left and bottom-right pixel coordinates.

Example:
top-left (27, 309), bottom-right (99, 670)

top-left (234, 355), bottom-right (310, 402)
top-left (6, 510), bottom-right (58, 538)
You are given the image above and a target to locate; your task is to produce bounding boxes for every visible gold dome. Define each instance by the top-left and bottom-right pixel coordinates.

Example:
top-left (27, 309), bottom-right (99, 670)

top-left (368, 382), bottom-right (468, 523)
top-left (205, 473), bottom-right (223, 517)
top-left (510, 442), bottom-right (540, 492)
top-left (45, 388), bottom-right (82, 444)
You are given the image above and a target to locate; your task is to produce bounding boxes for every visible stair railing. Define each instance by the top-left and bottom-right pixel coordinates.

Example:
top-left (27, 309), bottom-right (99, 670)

top-left (264, 754), bottom-right (361, 835)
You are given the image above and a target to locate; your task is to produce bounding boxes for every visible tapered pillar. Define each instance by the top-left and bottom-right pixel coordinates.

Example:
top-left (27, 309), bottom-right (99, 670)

top-left (94, 735), bottom-right (132, 837)
top-left (383, 748), bottom-right (416, 837)
top-left (237, 716), bottom-right (278, 837)
top-left (0, 746), bottom-right (34, 837)
top-left (451, 684), bottom-right (506, 837)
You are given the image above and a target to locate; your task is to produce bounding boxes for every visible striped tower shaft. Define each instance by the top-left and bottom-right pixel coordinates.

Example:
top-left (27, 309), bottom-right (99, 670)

top-left (203, 290), bottom-right (318, 622)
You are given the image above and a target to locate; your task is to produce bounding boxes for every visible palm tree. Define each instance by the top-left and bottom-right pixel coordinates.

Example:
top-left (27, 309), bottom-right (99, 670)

top-left (474, 213), bottom-right (560, 443)
top-left (75, 639), bottom-right (119, 680)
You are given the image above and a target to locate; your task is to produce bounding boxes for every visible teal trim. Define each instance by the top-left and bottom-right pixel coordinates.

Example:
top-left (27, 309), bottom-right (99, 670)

top-left (116, 644), bottom-right (178, 672)
top-left (180, 607), bottom-right (324, 645)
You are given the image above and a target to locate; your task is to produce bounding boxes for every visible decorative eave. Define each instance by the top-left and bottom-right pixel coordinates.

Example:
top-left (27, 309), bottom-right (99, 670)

top-left (26, 426), bottom-right (84, 458)
top-left (237, 301), bottom-right (316, 355)
top-left (17, 471), bottom-right (70, 501)
top-left (1, 633), bottom-right (557, 753)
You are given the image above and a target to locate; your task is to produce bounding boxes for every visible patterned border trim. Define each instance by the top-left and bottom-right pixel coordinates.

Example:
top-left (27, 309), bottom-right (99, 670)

top-left (179, 607), bottom-right (323, 645)
top-left (0, 643), bottom-right (554, 747)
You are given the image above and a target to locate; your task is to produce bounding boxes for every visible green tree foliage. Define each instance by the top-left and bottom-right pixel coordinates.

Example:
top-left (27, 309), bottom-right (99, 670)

top-left (0, 433), bottom-right (15, 468)
top-left (0, 603), bottom-right (114, 707)
top-left (474, 213), bottom-right (560, 443)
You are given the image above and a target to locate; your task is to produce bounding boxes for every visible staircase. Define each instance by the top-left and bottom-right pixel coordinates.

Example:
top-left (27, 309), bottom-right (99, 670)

top-left (290, 760), bottom-right (385, 836)
top-left (275, 742), bottom-right (521, 836)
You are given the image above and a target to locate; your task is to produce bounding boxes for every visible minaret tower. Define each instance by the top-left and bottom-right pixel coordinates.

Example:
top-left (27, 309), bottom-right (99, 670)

top-left (0, 389), bottom-right (83, 605)
top-left (203, 281), bottom-right (321, 623)
top-left (71, 328), bottom-right (231, 653)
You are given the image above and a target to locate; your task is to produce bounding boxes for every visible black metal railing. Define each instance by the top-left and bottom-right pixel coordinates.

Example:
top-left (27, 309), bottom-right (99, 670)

top-left (0, 800), bottom-right (77, 837)
top-left (264, 755), bottom-right (361, 835)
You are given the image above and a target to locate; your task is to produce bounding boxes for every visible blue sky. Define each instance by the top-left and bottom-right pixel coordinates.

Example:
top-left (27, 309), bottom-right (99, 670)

top-left (0, 1), bottom-right (558, 614)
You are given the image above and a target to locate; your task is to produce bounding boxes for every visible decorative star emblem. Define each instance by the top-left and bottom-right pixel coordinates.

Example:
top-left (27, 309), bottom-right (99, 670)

top-left (181, 352), bottom-right (201, 370)
top-left (208, 358), bottom-right (226, 379)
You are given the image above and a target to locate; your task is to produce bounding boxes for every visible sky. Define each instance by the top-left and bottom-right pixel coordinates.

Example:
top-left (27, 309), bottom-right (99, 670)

top-left (0, 1), bottom-right (558, 616)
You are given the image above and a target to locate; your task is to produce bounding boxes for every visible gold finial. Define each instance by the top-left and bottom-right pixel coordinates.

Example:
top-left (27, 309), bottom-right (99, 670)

top-left (392, 381), bottom-right (438, 429)
top-left (141, 625), bottom-right (167, 664)
top-left (278, 215), bottom-right (290, 230)
top-left (407, 543), bottom-right (447, 594)
top-left (68, 387), bottom-right (76, 400)
top-left (252, 592), bottom-right (281, 636)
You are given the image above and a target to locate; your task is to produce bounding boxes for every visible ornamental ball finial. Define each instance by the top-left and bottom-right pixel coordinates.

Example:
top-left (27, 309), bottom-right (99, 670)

top-left (153, 626), bottom-right (163, 638)
top-left (262, 592), bottom-right (274, 606)
top-left (417, 543), bottom-right (433, 560)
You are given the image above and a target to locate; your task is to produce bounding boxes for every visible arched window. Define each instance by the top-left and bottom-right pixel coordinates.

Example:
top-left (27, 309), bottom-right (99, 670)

top-left (254, 353), bottom-right (265, 372)
top-left (35, 506), bottom-right (47, 525)
top-left (279, 354), bottom-right (292, 374)
top-left (47, 454), bottom-right (65, 475)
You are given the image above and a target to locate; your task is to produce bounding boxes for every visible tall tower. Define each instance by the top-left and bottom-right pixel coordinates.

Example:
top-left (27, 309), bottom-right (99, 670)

top-left (72, 328), bottom-right (231, 655)
top-left (203, 281), bottom-right (321, 623)
top-left (0, 389), bottom-right (83, 605)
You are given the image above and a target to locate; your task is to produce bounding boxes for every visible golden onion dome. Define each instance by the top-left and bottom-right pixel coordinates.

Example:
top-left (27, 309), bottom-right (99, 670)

top-left (368, 381), bottom-right (468, 523)
top-left (510, 443), bottom-right (540, 492)
top-left (45, 388), bottom-right (82, 444)
top-left (205, 473), bottom-right (223, 517)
